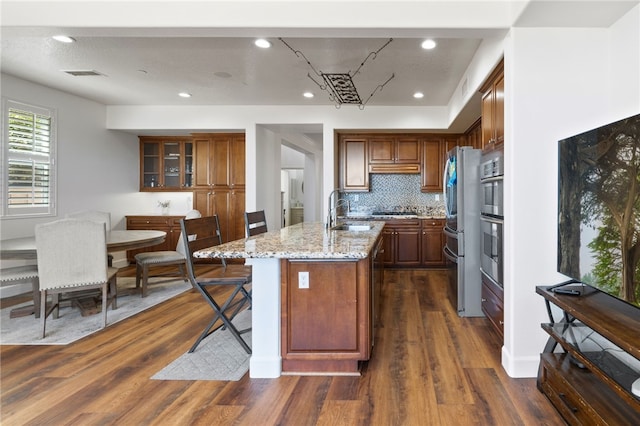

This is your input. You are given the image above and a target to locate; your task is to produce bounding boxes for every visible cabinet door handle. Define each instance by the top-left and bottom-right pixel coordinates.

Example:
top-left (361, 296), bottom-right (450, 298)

top-left (558, 393), bottom-right (578, 413)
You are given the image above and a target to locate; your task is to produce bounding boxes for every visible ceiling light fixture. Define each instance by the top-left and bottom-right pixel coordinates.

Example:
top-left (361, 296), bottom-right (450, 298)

top-left (303, 92), bottom-right (314, 98)
top-left (421, 39), bottom-right (437, 50)
top-left (178, 92), bottom-right (192, 98)
top-left (52, 35), bottom-right (76, 43)
top-left (413, 92), bottom-right (424, 99)
top-left (255, 39), bottom-right (271, 48)
top-left (279, 38), bottom-right (395, 109)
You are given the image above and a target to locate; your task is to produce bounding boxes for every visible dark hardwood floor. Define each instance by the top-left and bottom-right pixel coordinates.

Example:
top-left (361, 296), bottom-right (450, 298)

top-left (0, 267), bottom-right (564, 425)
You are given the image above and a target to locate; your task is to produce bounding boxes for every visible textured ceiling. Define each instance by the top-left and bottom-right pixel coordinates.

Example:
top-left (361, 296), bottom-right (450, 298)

top-left (0, 35), bottom-right (482, 107)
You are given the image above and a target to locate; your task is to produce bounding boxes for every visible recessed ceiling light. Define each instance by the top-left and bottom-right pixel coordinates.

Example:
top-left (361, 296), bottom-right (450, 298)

top-left (413, 92), bottom-right (424, 99)
top-left (421, 39), bottom-right (436, 50)
top-left (52, 35), bottom-right (76, 43)
top-left (214, 71), bottom-right (232, 79)
top-left (303, 92), bottom-right (314, 99)
top-left (255, 39), bottom-right (271, 48)
top-left (178, 92), bottom-right (192, 98)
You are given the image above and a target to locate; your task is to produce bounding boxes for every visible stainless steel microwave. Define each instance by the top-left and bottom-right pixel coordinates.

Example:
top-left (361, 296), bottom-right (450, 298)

top-left (480, 151), bottom-right (504, 218)
top-left (481, 177), bottom-right (504, 217)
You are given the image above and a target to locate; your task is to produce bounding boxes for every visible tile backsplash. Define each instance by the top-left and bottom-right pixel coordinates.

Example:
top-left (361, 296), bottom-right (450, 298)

top-left (341, 174), bottom-right (444, 214)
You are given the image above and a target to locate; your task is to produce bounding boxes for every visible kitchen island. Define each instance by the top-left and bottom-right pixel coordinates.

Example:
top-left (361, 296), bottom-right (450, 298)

top-left (194, 221), bottom-right (385, 378)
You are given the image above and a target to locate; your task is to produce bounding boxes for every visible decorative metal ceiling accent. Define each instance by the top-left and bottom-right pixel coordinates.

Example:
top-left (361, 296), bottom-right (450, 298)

top-left (279, 38), bottom-right (395, 109)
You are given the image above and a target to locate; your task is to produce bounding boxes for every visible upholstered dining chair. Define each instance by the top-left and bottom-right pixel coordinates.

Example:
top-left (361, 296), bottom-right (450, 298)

top-left (244, 210), bottom-right (268, 237)
top-left (134, 209), bottom-right (201, 297)
top-left (36, 218), bottom-right (118, 338)
top-left (66, 210), bottom-right (113, 265)
top-left (181, 214), bottom-right (252, 353)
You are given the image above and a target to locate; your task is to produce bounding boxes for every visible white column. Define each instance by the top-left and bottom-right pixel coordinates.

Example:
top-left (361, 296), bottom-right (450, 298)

top-left (246, 257), bottom-right (282, 378)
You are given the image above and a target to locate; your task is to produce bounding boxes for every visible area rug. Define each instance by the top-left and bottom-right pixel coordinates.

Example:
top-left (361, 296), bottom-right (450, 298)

top-left (152, 308), bottom-right (252, 381)
top-left (0, 277), bottom-right (191, 345)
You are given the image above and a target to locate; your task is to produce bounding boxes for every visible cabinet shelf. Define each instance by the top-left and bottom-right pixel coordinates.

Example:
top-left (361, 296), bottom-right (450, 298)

top-left (540, 353), bottom-right (640, 424)
top-left (542, 322), bottom-right (640, 405)
top-left (537, 285), bottom-right (640, 424)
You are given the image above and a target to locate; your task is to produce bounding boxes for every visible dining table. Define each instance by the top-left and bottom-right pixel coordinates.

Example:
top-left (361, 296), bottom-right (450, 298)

top-left (1, 229), bottom-right (167, 317)
top-left (0, 229), bottom-right (167, 260)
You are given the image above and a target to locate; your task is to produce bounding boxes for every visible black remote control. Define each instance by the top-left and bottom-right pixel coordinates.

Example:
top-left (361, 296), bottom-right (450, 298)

top-left (552, 288), bottom-right (580, 296)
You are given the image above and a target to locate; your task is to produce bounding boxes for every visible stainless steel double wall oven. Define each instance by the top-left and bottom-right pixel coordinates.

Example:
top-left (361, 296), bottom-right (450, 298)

top-left (480, 150), bottom-right (504, 290)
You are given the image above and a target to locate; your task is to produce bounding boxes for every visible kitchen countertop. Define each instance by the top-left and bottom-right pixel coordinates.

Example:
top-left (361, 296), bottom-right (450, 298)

top-left (194, 221), bottom-right (385, 260)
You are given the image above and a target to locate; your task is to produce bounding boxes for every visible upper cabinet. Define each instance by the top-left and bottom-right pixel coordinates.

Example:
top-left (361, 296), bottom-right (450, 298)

top-left (191, 133), bottom-right (246, 242)
top-left (139, 137), bottom-right (193, 191)
top-left (338, 132), bottom-right (464, 193)
top-left (192, 133), bottom-right (245, 188)
top-left (368, 137), bottom-right (421, 173)
top-left (464, 118), bottom-right (483, 150)
top-left (421, 138), bottom-right (443, 192)
top-left (480, 59), bottom-right (504, 151)
top-left (339, 135), bottom-right (369, 192)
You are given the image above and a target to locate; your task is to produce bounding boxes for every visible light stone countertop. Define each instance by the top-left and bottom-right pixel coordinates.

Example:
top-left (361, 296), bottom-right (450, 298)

top-left (193, 221), bottom-right (384, 260)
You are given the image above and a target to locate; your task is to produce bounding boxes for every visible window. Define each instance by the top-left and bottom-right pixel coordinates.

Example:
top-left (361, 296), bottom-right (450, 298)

top-left (1, 99), bottom-right (57, 217)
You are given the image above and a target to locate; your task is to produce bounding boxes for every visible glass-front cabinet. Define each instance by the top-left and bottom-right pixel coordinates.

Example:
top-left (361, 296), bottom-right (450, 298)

top-left (139, 137), bottom-right (193, 191)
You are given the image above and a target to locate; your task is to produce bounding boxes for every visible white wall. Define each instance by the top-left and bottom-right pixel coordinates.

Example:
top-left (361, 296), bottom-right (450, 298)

top-left (255, 125), bottom-right (283, 231)
top-left (0, 74), bottom-right (136, 237)
top-left (502, 5), bottom-right (640, 377)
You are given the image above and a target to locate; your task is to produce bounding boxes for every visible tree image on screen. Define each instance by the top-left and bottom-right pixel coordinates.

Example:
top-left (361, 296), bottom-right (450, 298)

top-left (558, 114), bottom-right (640, 306)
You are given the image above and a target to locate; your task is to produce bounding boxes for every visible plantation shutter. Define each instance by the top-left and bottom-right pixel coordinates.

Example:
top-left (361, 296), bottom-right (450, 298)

top-left (2, 99), bottom-right (56, 217)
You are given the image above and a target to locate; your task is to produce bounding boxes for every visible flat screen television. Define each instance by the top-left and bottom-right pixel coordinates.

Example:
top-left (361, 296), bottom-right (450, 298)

top-left (557, 113), bottom-right (640, 307)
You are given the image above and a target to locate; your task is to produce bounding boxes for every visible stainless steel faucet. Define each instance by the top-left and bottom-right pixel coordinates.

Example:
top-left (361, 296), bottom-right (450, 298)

top-left (327, 189), bottom-right (349, 228)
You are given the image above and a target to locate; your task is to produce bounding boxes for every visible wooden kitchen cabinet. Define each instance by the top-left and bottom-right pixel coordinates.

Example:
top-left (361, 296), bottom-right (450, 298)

top-left (139, 137), bottom-right (193, 191)
top-left (382, 218), bottom-right (446, 268)
top-left (421, 219), bottom-right (445, 266)
top-left (125, 215), bottom-right (184, 263)
top-left (381, 219), bottom-right (421, 267)
top-left (339, 136), bottom-right (369, 191)
top-left (281, 257), bottom-right (372, 374)
top-left (465, 118), bottom-right (483, 150)
top-left (192, 133), bottom-right (246, 243)
top-left (369, 137), bottom-right (421, 173)
top-left (480, 60), bottom-right (504, 151)
top-left (481, 274), bottom-right (504, 336)
top-left (193, 188), bottom-right (245, 243)
top-left (193, 133), bottom-right (245, 188)
top-left (421, 138), bottom-right (443, 192)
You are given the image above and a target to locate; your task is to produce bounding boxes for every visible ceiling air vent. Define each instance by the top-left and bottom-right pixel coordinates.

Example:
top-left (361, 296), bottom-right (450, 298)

top-left (63, 70), bottom-right (105, 77)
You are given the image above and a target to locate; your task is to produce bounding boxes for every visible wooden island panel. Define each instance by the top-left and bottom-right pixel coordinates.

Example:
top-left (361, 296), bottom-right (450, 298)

top-left (281, 257), bottom-right (371, 374)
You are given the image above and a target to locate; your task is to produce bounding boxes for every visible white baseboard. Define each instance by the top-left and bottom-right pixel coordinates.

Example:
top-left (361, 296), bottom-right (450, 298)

top-left (501, 345), bottom-right (541, 378)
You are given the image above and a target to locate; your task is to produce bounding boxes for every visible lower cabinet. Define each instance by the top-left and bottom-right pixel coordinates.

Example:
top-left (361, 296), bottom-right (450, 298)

top-left (280, 257), bottom-right (372, 374)
top-left (382, 218), bottom-right (446, 268)
top-left (193, 188), bottom-right (245, 242)
top-left (421, 219), bottom-right (445, 266)
top-left (381, 219), bottom-right (421, 267)
top-left (481, 273), bottom-right (504, 336)
top-left (125, 215), bottom-right (184, 263)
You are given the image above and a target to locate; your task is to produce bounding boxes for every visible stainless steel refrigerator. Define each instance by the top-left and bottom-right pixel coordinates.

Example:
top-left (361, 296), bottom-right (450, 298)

top-left (443, 146), bottom-right (483, 317)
